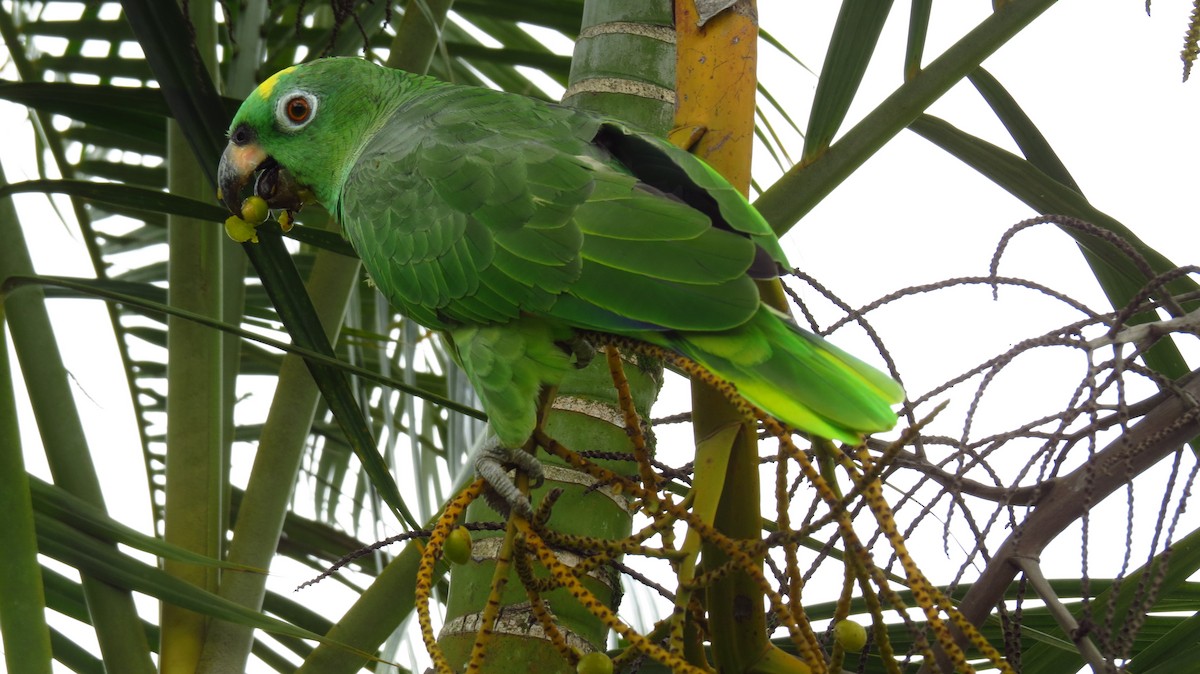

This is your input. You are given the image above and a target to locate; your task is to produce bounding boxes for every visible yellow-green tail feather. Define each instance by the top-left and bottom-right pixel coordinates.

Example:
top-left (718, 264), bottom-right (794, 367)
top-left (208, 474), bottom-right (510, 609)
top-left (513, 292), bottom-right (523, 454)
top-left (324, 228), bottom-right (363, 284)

top-left (651, 306), bottom-right (903, 444)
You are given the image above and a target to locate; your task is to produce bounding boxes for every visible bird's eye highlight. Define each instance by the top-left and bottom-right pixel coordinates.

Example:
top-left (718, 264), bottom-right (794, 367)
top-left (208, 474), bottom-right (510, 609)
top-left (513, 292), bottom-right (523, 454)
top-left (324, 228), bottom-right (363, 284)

top-left (275, 91), bottom-right (317, 130)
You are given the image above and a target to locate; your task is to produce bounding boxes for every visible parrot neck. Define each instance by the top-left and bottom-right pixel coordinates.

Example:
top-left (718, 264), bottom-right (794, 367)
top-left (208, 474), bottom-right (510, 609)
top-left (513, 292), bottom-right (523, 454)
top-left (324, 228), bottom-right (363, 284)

top-left (324, 68), bottom-right (441, 214)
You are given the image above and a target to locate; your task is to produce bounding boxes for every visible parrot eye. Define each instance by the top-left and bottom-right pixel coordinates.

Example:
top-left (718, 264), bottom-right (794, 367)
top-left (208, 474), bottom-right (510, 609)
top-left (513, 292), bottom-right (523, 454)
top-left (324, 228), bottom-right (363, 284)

top-left (276, 91), bottom-right (317, 130)
top-left (286, 97), bottom-right (310, 122)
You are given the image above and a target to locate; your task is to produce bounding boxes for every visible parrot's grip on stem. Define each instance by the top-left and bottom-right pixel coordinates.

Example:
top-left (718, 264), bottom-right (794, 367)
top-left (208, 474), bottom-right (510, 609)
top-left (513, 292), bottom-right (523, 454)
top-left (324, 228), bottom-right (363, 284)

top-left (473, 434), bottom-right (544, 519)
top-left (473, 386), bottom-right (560, 518)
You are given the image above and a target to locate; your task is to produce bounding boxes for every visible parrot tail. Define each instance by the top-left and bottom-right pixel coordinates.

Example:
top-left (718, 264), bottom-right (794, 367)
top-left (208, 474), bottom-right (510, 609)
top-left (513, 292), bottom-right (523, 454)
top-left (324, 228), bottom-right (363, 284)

top-left (653, 306), bottom-right (904, 444)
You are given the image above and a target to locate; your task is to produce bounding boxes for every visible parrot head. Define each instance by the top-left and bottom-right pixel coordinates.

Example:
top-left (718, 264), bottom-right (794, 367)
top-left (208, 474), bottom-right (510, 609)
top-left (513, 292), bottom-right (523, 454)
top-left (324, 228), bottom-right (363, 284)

top-left (218, 58), bottom-right (398, 218)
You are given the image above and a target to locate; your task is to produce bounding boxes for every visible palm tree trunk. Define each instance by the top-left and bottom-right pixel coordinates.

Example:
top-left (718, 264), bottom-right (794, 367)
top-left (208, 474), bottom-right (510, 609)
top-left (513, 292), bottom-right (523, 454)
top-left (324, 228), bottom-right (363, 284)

top-left (672, 3), bottom-right (776, 671)
top-left (434, 2), bottom-right (675, 671)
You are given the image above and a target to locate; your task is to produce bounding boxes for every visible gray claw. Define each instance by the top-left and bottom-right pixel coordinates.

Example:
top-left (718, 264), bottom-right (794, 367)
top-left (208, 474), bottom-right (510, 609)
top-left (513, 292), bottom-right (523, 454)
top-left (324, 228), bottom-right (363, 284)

top-left (570, 335), bottom-right (596, 369)
top-left (557, 334), bottom-right (596, 369)
top-left (473, 434), bottom-right (543, 518)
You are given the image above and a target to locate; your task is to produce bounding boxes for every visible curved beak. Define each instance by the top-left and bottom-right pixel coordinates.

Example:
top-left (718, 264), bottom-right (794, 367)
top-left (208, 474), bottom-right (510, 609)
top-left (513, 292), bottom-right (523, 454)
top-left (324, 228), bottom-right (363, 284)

top-left (217, 140), bottom-right (268, 215)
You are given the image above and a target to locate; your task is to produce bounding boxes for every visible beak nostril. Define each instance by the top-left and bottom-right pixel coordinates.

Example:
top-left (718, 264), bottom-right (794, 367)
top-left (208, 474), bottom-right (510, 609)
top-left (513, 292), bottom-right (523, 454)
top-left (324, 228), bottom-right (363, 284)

top-left (230, 123), bottom-right (255, 147)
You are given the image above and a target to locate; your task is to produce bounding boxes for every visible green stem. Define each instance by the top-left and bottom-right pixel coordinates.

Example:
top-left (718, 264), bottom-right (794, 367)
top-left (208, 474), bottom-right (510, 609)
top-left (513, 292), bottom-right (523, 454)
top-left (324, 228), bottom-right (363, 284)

top-left (161, 118), bottom-right (228, 672)
top-left (161, 3), bottom-right (224, 669)
top-left (0, 152), bottom-right (155, 674)
top-left (197, 235), bottom-right (360, 674)
top-left (694, 384), bottom-right (768, 669)
top-left (0, 0), bottom-right (160, 532)
top-left (0, 303), bottom-right (54, 674)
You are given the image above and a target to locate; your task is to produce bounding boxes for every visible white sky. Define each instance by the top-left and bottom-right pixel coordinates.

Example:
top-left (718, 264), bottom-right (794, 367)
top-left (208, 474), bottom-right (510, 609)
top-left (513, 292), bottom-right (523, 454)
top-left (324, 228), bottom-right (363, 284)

top-left (3, 1), bottom-right (1200, 672)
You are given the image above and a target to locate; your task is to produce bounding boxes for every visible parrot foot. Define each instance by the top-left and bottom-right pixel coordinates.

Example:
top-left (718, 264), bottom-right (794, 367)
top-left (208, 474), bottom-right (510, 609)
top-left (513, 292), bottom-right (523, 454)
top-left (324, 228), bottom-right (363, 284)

top-left (473, 435), bottom-right (544, 518)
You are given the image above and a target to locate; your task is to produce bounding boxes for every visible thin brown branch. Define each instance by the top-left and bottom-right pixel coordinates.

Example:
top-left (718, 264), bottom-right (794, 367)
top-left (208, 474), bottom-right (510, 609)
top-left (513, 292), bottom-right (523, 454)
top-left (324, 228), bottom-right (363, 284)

top-left (950, 370), bottom-right (1200, 639)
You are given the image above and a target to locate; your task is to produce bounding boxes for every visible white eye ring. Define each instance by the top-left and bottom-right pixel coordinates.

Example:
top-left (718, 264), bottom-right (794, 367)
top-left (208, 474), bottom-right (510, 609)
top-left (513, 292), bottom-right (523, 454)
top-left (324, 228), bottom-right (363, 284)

top-left (276, 90), bottom-right (318, 130)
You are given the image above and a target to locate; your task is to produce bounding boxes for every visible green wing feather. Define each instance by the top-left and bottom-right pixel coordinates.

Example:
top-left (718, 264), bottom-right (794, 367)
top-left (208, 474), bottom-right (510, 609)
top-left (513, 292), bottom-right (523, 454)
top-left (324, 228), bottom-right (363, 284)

top-left (339, 86), bottom-right (591, 329)
top-left (334, 72), bottom-right (901, 445)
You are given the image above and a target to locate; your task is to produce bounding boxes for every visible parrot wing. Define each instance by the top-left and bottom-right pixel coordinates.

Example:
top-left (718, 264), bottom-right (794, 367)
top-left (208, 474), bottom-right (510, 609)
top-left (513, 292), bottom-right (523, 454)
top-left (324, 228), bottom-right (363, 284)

top-left (334, 84), bottom-right (777, 444)
top-left (335, 81), bottom-right (902, 445)
top-left (338, 86), bottom-right (589, 330)
top-left (338, 85), bottom-right (775, 336)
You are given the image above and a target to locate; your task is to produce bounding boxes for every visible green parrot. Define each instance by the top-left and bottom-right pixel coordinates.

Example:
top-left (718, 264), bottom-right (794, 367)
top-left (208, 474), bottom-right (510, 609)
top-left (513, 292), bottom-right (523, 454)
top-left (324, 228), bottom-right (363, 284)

top-left (218, 58), bottom-right (903, 510)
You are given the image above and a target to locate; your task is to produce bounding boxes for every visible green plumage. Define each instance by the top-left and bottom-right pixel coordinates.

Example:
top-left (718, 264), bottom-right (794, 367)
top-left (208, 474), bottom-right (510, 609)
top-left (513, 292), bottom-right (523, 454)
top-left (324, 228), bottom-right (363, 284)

top-left (221, 58), bottom-right (903, 447)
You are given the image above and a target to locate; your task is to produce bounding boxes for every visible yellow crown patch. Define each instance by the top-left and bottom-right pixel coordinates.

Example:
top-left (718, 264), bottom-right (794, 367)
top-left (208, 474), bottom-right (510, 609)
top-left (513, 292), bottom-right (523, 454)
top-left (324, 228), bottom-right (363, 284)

top-left (255, 66), bottom-right (297, 101)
